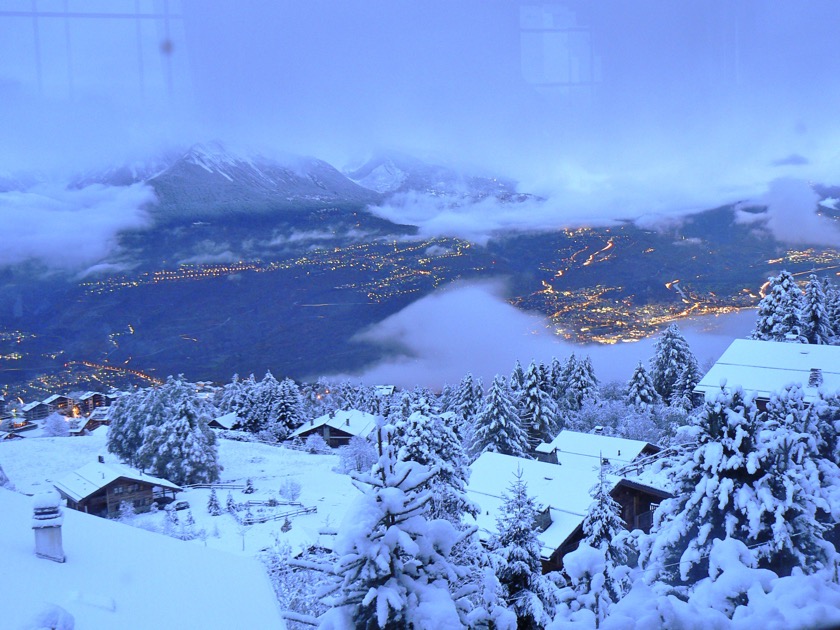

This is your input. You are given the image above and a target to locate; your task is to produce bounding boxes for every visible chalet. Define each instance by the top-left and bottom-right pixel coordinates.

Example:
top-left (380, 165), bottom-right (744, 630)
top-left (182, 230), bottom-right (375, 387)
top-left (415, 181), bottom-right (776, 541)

top-left (69, 407), bottom-right (111, 436)
top-left (694, 339), bottom-right (840, 410)
top-left (22, 401), bottom-right (49, 422)
top-left (467, 452), bottom-right (670, 573)
top-left (53, 457), bottom-right (181, 518)
top-left (208, 411), bottom-right (240, 430)
top-left (535, 430), bottom-right (660, 467)
top-left (0, 430), bottom-right (24, 441)
top-left (289, 409), bottom-right (377, 448)
top-left (0, 487), bottom-right (283, 628)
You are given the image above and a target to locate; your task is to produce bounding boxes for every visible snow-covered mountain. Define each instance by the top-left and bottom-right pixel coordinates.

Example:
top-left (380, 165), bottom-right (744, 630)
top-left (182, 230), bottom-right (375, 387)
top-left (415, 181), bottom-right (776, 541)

top-left (76, 142), bottom-right (383, 222)
top-left (346, 151), bottom-right (535, 203)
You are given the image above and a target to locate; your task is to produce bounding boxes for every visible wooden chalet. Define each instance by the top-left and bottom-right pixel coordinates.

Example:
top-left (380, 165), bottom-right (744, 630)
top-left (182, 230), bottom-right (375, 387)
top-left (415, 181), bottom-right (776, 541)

top-left (53, 457), bottom-right (181, 518)
top-left (208, 411), bottom-right (240, 430)
top-left (289, 409), bottom-right (377, 448)
top-left (694, 339), bottom-right (840, 411)
top-left (69, 407), bottom-right (111, 436)
top-left (467, 452), bottom-right (670, 573)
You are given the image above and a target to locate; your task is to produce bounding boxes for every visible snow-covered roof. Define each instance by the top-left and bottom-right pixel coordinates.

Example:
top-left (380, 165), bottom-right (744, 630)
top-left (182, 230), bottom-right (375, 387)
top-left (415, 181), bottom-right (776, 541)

top-left (88, 407), bottom-right (111, 420)
top-left (694, 339), bottom-right (840, 403)
top-left (43, 394), bottom-right (69, 405)
top-left (536, 430), bottom-right (656, 468)
top-left (374, 385), bottom-right (396, 397)
top-left (22, 401), bottom-right (48, 412)
top-left (0, 487), bottom-right (284, 629)
top-left (290, 409), bottom-right (377, 439)
top-left (467, 452), bottom-right (622, 560)
top-left (211, 411), bottom-right (239, 429)
top-left (53, 459), bottom-right (181, 503)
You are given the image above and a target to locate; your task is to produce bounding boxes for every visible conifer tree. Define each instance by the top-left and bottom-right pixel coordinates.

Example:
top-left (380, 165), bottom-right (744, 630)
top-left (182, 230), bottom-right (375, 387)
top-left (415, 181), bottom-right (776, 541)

top-left (824, 278), bottom-right (840, 338)
top-left (490, 469), bottom-right (559, 629)
top-left (802, 274), bottom-right (833, 345)
top-left (641, 384), bottom-right (762, 584)
top-left (273, 378), bottom-right (304, 438)
top-left (471, 375), bottom-right (530, 459)
top-left (565, 355), bottom-right (599, 412)
top-left (519, 360), bottom-right (560, 447)
top-left (624, 362), bottom-right (661, 410)
top-left (751, 270), bottom-right (804, 342)
top-left (397, 411), bottom-right (477, 524)
top-left (581, 465), bottom-right (630, 607)
top-left (649, 324), bottom-right (699, 405)
top-left (509, 360), bottom-right (526, 401)
top-left (207, 488), bottom-right (222, 516)
top-left (139, 379), bottom-right (220, 485)
top-left (226, 491), bottom-right (236, 513)
top-left (319, 420), bottom-right (467, 629)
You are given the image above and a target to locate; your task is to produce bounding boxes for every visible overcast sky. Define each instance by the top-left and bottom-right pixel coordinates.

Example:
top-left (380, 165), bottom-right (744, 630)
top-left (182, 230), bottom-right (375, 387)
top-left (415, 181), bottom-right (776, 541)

top-left (2, 1), bottom-right (840, 208)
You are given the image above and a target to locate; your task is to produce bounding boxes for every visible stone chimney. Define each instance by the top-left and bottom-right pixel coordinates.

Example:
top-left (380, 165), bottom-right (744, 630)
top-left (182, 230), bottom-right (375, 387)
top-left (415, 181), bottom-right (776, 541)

top-left (33, 491), bottom-right (65, 563)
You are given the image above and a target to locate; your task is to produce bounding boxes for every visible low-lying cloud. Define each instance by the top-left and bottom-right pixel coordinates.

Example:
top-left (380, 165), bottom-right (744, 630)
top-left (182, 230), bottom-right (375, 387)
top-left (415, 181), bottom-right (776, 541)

top-left (324, 281), bottom-right (755, 390)
top-left (0, 183), bottom-right (155, 271)
top-left (737, 177), bottom-right (840, 247)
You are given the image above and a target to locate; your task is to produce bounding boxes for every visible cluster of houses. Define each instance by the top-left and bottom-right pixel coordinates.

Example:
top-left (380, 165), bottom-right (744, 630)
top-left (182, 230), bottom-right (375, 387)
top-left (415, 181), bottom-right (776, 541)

top-left (1, 390), bottom-right (115, 440)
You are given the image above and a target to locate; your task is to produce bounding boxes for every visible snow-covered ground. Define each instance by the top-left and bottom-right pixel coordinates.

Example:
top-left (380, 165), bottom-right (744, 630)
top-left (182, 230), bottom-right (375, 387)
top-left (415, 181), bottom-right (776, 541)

top-left (0, 432), bottom-right (360, 556)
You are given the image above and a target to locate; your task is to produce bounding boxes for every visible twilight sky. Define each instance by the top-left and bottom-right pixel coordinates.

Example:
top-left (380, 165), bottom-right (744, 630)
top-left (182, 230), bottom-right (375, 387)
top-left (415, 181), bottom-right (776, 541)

top-left (2, 1), bottom-right (840, 225)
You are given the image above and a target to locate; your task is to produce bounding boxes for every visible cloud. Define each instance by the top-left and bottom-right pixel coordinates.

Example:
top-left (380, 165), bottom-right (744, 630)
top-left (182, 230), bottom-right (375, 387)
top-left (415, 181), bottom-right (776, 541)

top-left (737, 177), bottom-right (840, 247)
top-left (324, 281), bottom-right (755, 390)
top-left (178, 240), bottom-right (241, 264)
top-left (0, 183), bottom-right (155, 271)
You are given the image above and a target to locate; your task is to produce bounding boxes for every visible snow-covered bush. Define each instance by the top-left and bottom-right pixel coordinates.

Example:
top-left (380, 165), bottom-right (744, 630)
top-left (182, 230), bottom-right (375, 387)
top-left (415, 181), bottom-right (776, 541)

top-left (304, 433), bottom-right (330, 454)
top-left (42, 412), bottom-right (70, 437)
top-left (336, 435), bottom-right (376, 473)
top-left (279, 478), bottom-right (302, 502)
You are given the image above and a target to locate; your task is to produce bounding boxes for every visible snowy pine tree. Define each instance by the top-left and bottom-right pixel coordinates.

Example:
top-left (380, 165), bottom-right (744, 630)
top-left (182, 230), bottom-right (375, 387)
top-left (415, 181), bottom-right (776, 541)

top-left (624, 362), bottom-right (662, 410)
top-left (489, 469), bottom-right (560, 629)
top-left (519, 360), bottom-right (560, 448)
top-left (751, 270), bottom-right (805, 342)
top-left (397, 410), bottom-right (477, 525)
top-left (649, 324), bottom-right (699, 405)
top-left (565, 355), bottom-right (599, 412)
top-left (641, 384), bottom-right (762, 585)
top-left (581, 465), bottom-right (631, 607)
top-left (319, 420), bottom-right (467, 629)
top-left (802, 274), bottom-right (834, 345)
top-left (207, 488), bottom-right (222, 516)
top-left (471, 375), bottom-right (530, 459)
top-left (273, 378), bottom-right (304, 439)
top-left (454, 373), bottom-right (481, 429)
top-left (824, 278), bottom-right (840, 339)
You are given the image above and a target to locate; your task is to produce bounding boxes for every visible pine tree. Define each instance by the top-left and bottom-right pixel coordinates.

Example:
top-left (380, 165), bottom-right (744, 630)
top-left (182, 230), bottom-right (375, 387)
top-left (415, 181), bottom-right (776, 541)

top-left (581, 465), bottom-right (630, 608)
top-left (397, 410), bottom-right (477, 524)
top-left (454, 373), bottom-right (480, 429)
top-left (565, 355), bottom-right (599, 412)
top-left (649, 323), bottom-right (699, 405)
top-left (243, 371), bottom-right (282, 435)
top-left (138, 377), bottom-right (220, 486)
top-left (106, 387), bottom-right (149, 467)
top-left (641, 384), bottom-right (762, 584)
top-left (320, 420), bottom-right (466, 629)
top-left (471, 375), bottom-right (530, 459)
top-left (753, 384), bottom-right (833, 574)
top-left (244, 478), bottom-right (255, 494)
top-left (519, 360), bottom-right (560, 448)
top-left (751, 270), bottom-right (804, 342)
top-left (802, 274), bottom-right (833, 345)
top-left (509, 360), bottom-right (526, 401)
top-left (824, 278), bottom-right (840, 338)
top-left (273, 378), bottom-right (304, 439)
top-left (490, 469), bottom-right (559, 629)
top-left (226, 491), bottom-right (236, 513)
top-left (624, 362), bottom-right (661, 410)
top-left (207, 488), bottom-right (222, 516)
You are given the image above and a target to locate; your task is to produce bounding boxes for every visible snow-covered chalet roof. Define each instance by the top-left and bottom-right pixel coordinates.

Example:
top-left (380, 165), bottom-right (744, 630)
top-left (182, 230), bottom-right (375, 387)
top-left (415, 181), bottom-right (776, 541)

top-left (211, 411), bottom-right (239, 429)
top-left (290, 409), bottom-right (377, 439)
top-left (52, 459), bottom-right (181, 503)
top-left (694, 339), bottom-right (840, 403)
top-left (43, 394), bottom-right (69, 405)
top-left (536, 429), bottom-right (657, 468)
top-left (22, 401), bottom-right (48, 412)
top-left (467, 452), bottom-right (623, 560)
top-left (0, 488), bottom-right (284, 629)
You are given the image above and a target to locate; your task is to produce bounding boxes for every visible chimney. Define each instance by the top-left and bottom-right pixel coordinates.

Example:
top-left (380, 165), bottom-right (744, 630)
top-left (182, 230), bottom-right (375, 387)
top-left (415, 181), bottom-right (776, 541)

top-left (98, 455), bottom-right (105, 464)
top-left (33, 491), bottom-right (65, 563)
